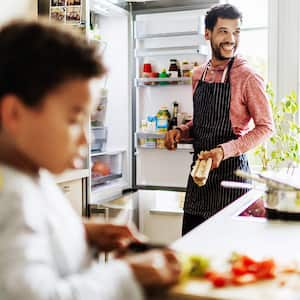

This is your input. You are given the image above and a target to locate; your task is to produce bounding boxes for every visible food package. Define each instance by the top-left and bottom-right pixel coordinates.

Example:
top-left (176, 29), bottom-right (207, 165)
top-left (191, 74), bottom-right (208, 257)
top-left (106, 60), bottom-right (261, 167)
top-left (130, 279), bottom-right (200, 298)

top-left (191, 153), bottom-right (212, 187)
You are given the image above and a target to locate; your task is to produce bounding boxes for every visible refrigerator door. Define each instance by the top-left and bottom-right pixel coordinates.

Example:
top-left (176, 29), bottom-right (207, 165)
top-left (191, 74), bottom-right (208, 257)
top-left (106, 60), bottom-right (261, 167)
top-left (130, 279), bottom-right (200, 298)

top-left (133, 9), bottom-right (208, 189)
top-left (89, 0), bottom-right (132, 205)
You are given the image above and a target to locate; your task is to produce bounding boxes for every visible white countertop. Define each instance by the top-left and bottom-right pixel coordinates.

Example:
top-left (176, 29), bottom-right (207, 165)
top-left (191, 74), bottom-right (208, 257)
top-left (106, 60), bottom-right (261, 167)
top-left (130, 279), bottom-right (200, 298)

top-left (172, 189), bottom-right (300, 260)
top-left (157, 190), bottom-right (300, 300)
top-left (55, 168), bottom-right (89, 183)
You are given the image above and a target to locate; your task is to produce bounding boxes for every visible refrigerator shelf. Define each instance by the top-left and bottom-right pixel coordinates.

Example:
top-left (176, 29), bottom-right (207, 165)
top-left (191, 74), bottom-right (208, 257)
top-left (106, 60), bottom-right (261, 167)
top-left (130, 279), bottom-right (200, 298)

top-left (135, 30), bottom-right (199, 40)
top-left (91, 173), bottom-right (122, 186)
top-left (138, 145), bottom-right (193, 151)
top-left (136, 132), bottom-right (165, 139)
top-left (135, 45), bottom-right (206, 57)
top-left (136, 77), bottom-right (192, 87)
top-left (91, 149), bottom-right (126, 157)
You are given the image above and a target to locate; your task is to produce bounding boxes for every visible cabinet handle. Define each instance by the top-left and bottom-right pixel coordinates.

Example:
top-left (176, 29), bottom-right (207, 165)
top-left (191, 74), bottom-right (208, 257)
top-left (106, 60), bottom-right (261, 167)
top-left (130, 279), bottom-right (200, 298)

top-left (62, 185), bottom-right (71, 193)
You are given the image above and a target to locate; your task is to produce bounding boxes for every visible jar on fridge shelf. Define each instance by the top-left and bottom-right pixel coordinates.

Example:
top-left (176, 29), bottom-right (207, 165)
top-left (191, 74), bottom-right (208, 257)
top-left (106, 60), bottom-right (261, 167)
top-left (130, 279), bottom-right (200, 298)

top-left (168, 59), bottom-right (180, 84)
top-left (156, 106), bottom-right (170, 133)
top-left (141, 119), bottom-right (148, 132)
top-left (156, 138), bottom-right (166, 149)
top-left (147, 115), bottom-right (157, 132)
top-left (144, 138), bottom-right (156, 148)
top-left (159, 68), bottom-right (169, 85)
top-left (181, 61), bottom-right (192, 77)
top-left (142, 63), bottom-right (152, 85)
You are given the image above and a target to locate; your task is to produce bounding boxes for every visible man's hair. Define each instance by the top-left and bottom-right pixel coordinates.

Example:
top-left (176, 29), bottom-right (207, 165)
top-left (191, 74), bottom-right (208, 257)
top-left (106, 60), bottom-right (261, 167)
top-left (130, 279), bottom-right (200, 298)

top-left (205, 4), bottom-right (243, 31)
top-left (0, 19), bottom-right (106, 107)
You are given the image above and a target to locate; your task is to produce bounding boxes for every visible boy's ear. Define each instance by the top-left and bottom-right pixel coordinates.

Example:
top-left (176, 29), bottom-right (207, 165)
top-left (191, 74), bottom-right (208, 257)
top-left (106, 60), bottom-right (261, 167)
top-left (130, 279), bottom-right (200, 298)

top-left (0, 95), bottom-right (24, 134)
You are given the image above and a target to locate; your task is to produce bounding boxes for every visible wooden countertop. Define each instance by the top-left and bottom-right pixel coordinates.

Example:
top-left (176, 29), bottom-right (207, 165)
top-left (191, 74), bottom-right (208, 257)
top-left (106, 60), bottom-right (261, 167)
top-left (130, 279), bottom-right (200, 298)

top-left (154, 189), bottom-right (300, 300)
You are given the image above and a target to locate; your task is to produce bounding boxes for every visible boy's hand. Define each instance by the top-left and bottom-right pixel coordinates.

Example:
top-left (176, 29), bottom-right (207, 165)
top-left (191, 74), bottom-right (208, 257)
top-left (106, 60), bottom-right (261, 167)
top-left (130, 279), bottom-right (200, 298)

top-left (84, 222), bottom-right (147, 252)
top-left (165, 129), bottom-right (181, 150)
top-left (124, 249), bottom-right (181, 288)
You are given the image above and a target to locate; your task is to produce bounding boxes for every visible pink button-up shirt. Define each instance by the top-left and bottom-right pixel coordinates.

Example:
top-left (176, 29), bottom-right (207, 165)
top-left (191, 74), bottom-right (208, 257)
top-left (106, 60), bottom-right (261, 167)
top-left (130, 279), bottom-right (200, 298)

top-left (179, 55), bottom-right (274, 160)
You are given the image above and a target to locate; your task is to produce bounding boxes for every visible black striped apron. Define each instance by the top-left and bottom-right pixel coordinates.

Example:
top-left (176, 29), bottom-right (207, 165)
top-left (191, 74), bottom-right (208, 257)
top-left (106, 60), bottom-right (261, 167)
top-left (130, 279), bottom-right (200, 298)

top-left (184, 57), bottom-right (250, 220)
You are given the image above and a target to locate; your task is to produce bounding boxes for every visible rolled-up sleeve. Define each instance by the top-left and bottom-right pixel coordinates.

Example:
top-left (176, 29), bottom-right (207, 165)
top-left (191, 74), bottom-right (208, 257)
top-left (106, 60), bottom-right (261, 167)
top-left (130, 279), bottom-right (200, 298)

top-left (220, 74), bottom-right (274, 159)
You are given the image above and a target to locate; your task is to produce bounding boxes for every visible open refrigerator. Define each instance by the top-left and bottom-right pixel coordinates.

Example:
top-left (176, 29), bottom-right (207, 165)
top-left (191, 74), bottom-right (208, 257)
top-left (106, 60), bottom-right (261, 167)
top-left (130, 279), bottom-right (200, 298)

top-left (87, 0), bottom-right (217, 209)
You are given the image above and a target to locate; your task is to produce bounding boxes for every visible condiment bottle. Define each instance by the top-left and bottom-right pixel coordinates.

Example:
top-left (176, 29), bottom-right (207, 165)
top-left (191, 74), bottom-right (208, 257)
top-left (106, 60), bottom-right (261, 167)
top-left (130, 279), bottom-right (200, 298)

top-left (156, 106), bottom-right (171, 132)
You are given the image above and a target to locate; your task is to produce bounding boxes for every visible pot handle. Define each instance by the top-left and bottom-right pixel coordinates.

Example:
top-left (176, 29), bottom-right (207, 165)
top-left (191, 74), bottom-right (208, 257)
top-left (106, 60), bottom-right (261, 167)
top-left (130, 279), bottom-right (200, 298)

top-left (221, 181), bottom-right (253, 189)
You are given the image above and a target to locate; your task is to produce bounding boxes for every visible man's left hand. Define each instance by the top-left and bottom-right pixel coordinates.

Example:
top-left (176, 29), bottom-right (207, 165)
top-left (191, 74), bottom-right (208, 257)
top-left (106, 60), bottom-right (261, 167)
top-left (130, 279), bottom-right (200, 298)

top-left (198, 147), bottom-right (224, 170)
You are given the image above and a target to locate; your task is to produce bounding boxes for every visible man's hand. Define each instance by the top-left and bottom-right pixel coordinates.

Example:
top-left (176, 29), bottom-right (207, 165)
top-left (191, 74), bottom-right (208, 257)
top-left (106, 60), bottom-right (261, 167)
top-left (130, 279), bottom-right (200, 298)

top-left (164, 129), bottom-right (181, 150)
top-left (198, 147), bottom-right (224, 170)
top-left (84, 222), bottom-right (147, 252)
top-left (124, 249), bottom-right (181, 288)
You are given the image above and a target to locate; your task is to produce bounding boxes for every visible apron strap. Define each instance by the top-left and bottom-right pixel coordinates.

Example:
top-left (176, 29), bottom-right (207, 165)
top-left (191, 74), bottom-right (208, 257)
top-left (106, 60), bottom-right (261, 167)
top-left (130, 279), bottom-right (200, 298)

top-left (222, 57), bottom-right (235, 83)
top-left (201, 57), bottom-right (235, 83)
top-left (200, 62), bottom-right (210, 81)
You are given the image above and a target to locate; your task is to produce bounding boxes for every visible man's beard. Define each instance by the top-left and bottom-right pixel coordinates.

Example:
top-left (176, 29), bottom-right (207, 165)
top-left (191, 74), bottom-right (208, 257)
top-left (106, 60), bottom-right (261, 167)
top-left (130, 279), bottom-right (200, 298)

top-left (211, 42), bottom-right (236, 60)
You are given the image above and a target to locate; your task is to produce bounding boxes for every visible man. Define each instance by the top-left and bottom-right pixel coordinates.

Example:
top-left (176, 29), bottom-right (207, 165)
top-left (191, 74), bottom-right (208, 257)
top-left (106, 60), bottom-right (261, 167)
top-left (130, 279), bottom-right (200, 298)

top-left (0, 20), bottom-right (180, 300)
top-left (165, 4), bottom-right (273, 235)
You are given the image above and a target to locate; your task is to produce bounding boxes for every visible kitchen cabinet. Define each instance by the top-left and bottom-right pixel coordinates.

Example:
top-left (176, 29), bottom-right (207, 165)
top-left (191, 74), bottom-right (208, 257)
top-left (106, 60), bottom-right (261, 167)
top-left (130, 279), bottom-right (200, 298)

top-left (138, 190), bottom-right (184, 243)
top-left (0, 0), bottom-right (37, 24)
top-left (58, 178), bottom-right (85, 216)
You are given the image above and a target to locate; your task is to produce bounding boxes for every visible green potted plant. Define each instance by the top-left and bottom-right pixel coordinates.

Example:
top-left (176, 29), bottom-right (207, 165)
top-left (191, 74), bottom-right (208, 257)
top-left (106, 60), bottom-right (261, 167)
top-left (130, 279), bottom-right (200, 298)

top-left (254, 83), bottom-right (300, 171)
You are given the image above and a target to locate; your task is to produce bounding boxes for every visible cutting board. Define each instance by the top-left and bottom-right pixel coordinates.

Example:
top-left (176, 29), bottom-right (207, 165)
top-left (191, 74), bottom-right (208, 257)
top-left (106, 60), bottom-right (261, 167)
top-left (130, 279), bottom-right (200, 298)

top-left (166, 273), bottom-right (300, 300)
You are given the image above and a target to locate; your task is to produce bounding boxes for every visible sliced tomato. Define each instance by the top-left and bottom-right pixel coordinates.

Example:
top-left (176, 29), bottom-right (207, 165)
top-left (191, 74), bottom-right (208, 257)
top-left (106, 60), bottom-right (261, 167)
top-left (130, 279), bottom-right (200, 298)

top-left (211, 274), bottom-right (230, 288)
top-left (232, 274), bottom-right (257, 286)
top-left (241, 255), bottom-right (257, 267)
top-left (205, 271), bottom-right (230, 288)
top-left (255, 259), bottom-right (276, 279)
top-left (231, 261), bottom-right (248, 276)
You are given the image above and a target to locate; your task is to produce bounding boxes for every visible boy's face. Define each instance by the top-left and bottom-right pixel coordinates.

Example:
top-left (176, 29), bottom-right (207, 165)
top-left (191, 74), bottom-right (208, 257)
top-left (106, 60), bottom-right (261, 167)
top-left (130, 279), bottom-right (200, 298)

top-left (14, 79), bottom-right (94, 174)
top-left (205, 17), bottom-right (241, 61)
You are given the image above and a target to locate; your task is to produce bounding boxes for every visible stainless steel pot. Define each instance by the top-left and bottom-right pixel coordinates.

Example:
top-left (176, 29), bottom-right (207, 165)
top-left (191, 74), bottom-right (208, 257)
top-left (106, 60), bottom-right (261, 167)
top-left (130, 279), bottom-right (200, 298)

top-left (222, 170), bottom-right (300, 220)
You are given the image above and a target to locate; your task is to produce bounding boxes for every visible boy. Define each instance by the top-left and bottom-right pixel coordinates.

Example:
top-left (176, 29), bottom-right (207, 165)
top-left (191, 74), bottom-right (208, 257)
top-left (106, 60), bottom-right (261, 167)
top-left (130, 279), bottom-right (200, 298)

top-left (0, 20), bottom-right (180, 300)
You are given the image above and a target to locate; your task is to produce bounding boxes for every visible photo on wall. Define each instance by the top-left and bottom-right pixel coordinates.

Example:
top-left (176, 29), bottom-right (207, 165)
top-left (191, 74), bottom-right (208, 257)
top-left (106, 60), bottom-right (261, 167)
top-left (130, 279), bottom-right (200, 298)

top-left (51, 0), bottom-right (65, 6)
top-left (49, 0), bottom-right (81, 25)
top-left (66, 6), bottom-right (81, 24)
top-left (50, 7), bottom-right (66, 22)
top-left (66, 0), bottom-right (81, 5)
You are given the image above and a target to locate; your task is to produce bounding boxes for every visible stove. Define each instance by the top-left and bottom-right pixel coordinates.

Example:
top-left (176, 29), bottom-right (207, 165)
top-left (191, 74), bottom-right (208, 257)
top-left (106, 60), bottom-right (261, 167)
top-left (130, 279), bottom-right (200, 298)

top-left (238, 198), bottom-right (266, 218)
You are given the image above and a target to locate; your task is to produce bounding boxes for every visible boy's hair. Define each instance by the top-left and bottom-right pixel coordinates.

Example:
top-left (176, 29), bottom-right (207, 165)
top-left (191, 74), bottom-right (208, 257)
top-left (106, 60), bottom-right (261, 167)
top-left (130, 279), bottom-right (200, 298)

top-left (0, 19), bottom-right (106, 107)
top-left (205, 4), bottom-right (243, 31)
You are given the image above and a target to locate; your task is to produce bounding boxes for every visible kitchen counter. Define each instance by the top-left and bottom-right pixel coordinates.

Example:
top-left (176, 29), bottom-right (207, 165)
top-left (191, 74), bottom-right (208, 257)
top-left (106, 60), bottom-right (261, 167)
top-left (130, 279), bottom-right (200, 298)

top-left (55, 168), bottom-right (89, 184)
top-left (153, 189), bottom-right (300, 300)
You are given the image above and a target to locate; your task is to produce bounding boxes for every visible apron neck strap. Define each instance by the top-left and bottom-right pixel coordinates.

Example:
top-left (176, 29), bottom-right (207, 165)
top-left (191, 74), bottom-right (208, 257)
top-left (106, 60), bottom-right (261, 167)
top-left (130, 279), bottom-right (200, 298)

top-left (201, 57), bottom-right (235, 83)
top-left (221, 57), bottom-right (235, 83)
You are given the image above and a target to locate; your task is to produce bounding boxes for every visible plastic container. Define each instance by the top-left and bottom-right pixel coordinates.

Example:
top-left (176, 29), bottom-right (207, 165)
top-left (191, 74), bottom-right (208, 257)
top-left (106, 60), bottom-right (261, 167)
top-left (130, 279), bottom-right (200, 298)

top-left (91, 127), bottom-right (107, 152)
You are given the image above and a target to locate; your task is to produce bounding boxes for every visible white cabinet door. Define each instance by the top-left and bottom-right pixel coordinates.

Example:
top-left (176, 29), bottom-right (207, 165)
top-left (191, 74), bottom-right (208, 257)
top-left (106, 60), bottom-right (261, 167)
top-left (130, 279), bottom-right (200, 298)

top-left (0, 0), bottom-right (37, 24)
top-left (58, 179), bottom-right (83, 216)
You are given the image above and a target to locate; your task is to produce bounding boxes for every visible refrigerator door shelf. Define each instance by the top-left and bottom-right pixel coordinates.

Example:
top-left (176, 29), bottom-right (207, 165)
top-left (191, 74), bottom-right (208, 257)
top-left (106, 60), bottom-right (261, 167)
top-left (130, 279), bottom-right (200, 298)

top-left (136, 77), bottom-right (192, 87)
top-left (135, 30), bottom-right (199, 40)
top-left (91, 179), bottom-right (128, 205)
top-left (135, 46), bottom-right (204, 57)
top-left (91, 173), bottom-right (122, 186)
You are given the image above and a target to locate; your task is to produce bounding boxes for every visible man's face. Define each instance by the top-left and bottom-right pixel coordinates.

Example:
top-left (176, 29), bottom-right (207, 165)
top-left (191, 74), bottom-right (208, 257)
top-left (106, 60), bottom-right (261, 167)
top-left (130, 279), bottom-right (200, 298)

top-left (14, 79), bottom-right (96, 174)
top-left (205, 17), bottom-right (241, 61)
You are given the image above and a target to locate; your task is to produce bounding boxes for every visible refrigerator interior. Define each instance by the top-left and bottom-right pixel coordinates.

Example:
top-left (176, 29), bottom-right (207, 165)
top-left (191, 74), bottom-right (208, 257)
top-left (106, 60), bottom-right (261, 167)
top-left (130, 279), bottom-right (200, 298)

top-left (89, 0), bottom-right (131, 204)
top-left (134, 9), bottom-right (209, 189)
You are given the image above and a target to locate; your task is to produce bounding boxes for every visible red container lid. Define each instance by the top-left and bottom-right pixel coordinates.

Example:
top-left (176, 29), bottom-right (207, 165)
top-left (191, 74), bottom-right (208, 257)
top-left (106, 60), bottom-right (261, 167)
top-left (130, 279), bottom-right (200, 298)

top-left (143, 63), bottom-right (152, 73)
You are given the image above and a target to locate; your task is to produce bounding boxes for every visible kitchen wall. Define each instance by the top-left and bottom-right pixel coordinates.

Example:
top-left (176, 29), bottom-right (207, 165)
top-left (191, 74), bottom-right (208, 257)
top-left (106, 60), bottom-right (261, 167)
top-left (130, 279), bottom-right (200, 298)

top-left (0, 0), bottom-right (37, 24)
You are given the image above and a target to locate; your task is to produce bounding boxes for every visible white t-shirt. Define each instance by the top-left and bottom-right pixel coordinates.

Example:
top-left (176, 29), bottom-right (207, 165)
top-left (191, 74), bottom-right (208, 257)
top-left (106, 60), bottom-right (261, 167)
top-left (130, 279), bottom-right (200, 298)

top-left (0, 164), bottom-right (144, 300)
